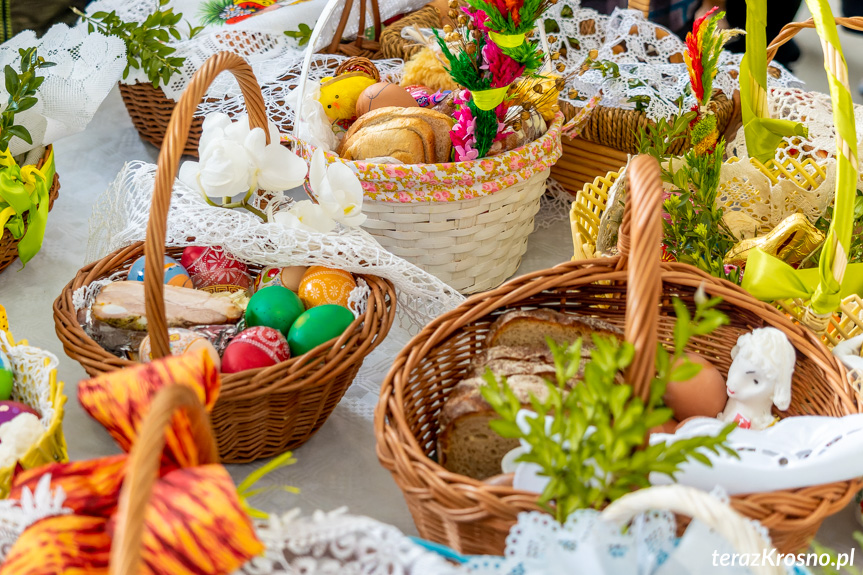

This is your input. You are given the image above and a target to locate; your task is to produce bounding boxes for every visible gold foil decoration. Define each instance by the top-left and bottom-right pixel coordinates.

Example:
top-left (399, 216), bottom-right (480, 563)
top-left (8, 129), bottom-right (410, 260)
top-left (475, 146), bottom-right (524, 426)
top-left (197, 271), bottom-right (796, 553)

top-left (724, 213), bottom-right (825, 268)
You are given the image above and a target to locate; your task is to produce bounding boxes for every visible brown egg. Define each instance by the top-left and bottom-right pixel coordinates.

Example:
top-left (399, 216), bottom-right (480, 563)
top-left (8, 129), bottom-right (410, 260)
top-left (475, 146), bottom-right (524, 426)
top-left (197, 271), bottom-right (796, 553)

top-left (355, 82), bottom-right (419, 116)
top-left (663, 352), bottom-right (728, 421)
top-left (279, 266), bottom-right (309, 292)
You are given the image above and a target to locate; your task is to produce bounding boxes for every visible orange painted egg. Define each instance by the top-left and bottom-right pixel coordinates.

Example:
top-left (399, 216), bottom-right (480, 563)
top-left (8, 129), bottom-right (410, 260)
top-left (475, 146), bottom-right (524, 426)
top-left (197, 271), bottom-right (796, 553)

top-left (297, 266), bottom-right (357, 308)
top-left (355, 82), bottom-right (419, 117)
top-left (139, 328), bottom-right (221, 371)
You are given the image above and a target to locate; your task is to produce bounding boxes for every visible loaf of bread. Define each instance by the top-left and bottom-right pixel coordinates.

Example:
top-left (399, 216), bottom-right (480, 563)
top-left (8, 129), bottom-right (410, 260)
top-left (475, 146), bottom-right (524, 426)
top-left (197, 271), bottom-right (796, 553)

top-left (338, 106), bottom-right (454, 163)
top-left (341, 117), bottom-right (434, 164)
top-left (486, 309), bottom-right (622, 349)
top-left (437, 310), bottom-right (624, 480)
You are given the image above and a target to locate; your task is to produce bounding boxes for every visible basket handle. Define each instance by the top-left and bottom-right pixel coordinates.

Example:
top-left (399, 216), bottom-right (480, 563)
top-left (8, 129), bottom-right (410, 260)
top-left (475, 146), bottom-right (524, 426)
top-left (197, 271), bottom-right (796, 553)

top-left (767, 16), bottom-right (863, 63)
top-left (602, 485), bottom-right (784, 575)
top-left (144, 52), bottom-right (269, 360)
top-left (614, 155), bottom-right (664, 402)
top-left (109, 385), bottom-right (219, 575)
top-left (327, 0), bottom-right (383, 54)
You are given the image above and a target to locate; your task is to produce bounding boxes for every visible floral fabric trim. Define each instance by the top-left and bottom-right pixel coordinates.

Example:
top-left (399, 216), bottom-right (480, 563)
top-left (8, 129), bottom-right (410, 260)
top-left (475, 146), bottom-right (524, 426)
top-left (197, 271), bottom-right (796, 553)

top-left (294, 114), bottom-right (563, 202)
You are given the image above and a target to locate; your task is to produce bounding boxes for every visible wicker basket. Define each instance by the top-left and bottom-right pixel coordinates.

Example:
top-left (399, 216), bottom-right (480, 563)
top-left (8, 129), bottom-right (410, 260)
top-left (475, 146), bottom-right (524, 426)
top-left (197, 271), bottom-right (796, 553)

top-left (54, 52), bottom-right (396, 464)
top-left (549, 0), bottom-right (739, 196)
top-left (375, 154), bottom-right (862, 555)
top-left (0, 145), bottom-right (61, 274)
top-left (0, 305), bottom-right (67, 498)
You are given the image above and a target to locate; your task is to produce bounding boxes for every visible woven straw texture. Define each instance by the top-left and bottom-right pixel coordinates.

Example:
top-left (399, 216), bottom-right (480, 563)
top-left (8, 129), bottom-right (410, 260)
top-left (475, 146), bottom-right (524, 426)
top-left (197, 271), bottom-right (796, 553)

top-left (379, 4), bottom-right (444, 60)
top-left (0, 318), bottom-right (67, 498)
top-left (118, 82), bottom-right (203, 156)
top-left (0, 146), bottom-right (61, 274)
top-left (375, 155), bottom-right (862, 556)
top-left (362, 168), bottom-right (550, 294)
top-left (54, 52), bottom-right (396, 464)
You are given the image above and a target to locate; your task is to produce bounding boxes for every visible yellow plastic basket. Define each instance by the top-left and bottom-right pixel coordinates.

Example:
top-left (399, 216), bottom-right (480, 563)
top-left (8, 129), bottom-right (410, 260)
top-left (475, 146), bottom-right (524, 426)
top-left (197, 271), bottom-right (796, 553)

top-left (569, 154), bottom-right (863, 347)
top-left (0, 305), bottom-right (67, 497)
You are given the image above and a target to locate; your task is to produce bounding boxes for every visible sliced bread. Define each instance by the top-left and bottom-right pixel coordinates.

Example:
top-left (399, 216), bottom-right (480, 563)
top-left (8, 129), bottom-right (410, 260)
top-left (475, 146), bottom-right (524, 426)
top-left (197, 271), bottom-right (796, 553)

top-left (342, 117), bottom-right (435, 163)
top-left (485, 309), bottom-right (622, 350)
top-left (339, 106), bottom-right (454, 162)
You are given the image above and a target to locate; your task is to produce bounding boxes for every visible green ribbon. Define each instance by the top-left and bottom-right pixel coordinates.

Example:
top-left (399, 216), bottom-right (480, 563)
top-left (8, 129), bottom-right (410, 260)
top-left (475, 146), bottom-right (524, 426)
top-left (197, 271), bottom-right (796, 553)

top-left (488, 31), bottom-right (525, 48)
top-left (472, 86), bottom-right (509, 111)
top-left (0, 148), bottom-right (54, 266)
top-left (739, 0), bottom-right (808, 164)
top-left (741, 0), bottom-right (859, 316)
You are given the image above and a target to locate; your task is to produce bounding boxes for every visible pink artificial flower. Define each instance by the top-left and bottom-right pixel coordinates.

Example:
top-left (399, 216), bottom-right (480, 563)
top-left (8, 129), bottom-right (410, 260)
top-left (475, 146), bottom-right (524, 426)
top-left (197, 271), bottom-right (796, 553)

top-left (462, 7), bottom-right (490, 32)
top-left (482, 41), bottom-right (525, 88)
top-left (455, 145), bottom-right (480, 161)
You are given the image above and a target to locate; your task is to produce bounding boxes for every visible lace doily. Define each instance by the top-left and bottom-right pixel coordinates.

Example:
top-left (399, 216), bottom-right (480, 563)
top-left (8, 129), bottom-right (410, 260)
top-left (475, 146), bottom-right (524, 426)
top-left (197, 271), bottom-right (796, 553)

top-left (0, 24), bottom-right (126, 157)
top-left (86, 161), bottom-right (465, 328)
top-left (196, 52), bottom-right (405, 137)
top-left (728, 87), bottom-right (863, 168)
top-left (548, 5), bottom-right (802, 121)
top-left (85, 0), bottom-right (425, 102)
top-left (717, 155), bottom-right (836, 230)
top-left (237, 509), bottom-right (461, 574)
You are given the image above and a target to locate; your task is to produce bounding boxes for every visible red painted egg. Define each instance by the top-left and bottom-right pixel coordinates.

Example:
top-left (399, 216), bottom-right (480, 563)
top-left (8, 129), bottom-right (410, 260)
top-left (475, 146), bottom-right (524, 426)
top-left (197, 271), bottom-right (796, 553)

top-left (0, 401), bottom-right (39, 427)
top-left (183, 246), bottom-right (251, 292)
top-left (220, 326), bottom-right (291, 374)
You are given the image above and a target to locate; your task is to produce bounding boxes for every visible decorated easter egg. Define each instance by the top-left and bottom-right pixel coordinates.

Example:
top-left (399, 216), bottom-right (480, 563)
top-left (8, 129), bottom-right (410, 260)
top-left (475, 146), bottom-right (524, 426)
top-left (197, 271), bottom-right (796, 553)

top-left (355, 82), bottom-right (419, 117)
top-left (221, 326), bottom-right (291, 374)
top-left (663, 352), bottom-right (728, 421)
top-left (253, 267), bottom-right (284, 292)
top-left (245, 286), bottom-right (305, 336)
top-left (127, 255), bottom-right (194, 288)
top-left (298, 266), bottom-right (357, 309)
top-left (182, 246), bottom-right (251, 292)
top-left (0, 348), bottom-right (12, 401)
top-left (287, 304), bottom-right (355, 356)
top-left (139, 328), bottom-right (221, 370)
top-left (0, 401), bottom-right (39, 427)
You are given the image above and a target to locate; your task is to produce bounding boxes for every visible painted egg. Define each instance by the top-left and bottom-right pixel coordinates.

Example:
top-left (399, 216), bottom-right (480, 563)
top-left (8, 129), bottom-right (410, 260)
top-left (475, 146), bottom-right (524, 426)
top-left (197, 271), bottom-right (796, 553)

top-left (245, 285), bottom-right (305, 336)
top-left (287, 304), bottom-right (355, 356)
top-left (182, 246), bottom-right (251, 292)
top-left (355, 82), bottom-right (419, 117)
top-left (127, 255), bottom-right (194, 288)
top-left (253, 267), bottom-right (284, 292)
top-left (0, 401), bottom-right (39, 427)
top-left (139, 328), bottom-right (221, 370)
top-left (298, 266), bottom-right (357, 309)
top-left (221, 326), bottom-right (291, 374)
top-left (0, 349), bottom-right (12, 401)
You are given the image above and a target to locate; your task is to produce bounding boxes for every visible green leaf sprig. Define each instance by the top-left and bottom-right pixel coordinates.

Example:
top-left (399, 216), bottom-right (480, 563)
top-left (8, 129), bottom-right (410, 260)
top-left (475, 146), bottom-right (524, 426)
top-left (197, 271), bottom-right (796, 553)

top-left (480, 293), bottom-right (737, 524)
top-left (1, 47), bottom-right (55, 153)
top-left (284, 23), bottom-right (312, 47)
top-left (636, 112), bottom-right (739, 283)
top-left (74, 0), bottom-right (204, 88)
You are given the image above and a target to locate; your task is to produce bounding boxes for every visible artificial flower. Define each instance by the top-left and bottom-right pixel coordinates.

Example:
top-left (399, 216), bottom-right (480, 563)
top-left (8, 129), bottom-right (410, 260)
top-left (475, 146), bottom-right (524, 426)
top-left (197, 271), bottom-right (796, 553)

top-left (309, 148), bottom-right (367, 227)
top-left (271, 200), bottom-right (338, 234)
top-left (180, 113), bottom-right (307, 202)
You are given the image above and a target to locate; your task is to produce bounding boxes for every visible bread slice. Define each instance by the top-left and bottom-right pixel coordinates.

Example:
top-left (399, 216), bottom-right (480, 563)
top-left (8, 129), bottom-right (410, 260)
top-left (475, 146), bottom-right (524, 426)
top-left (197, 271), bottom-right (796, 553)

top-left (486, 309), bottom-right (622, 350)
top-left (340, 106), bottom-right (454, 162)
top-left (438, 374), bottom-right (548, 480)
top-left (469, 346), bottom-right (555, 368)
top-left (342, 118), bottom-right (434, 163)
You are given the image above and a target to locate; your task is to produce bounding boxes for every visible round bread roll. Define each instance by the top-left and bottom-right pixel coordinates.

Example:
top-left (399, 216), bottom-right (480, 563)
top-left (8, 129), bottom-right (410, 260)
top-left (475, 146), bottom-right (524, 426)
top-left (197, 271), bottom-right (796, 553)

top-left (356, 82), bottom-right (419, 117)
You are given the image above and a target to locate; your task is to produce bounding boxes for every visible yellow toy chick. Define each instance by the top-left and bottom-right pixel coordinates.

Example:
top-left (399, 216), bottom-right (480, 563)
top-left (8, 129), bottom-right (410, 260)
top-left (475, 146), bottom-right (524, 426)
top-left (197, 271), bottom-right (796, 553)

top-left (318, 72), bottom-right (377, 123)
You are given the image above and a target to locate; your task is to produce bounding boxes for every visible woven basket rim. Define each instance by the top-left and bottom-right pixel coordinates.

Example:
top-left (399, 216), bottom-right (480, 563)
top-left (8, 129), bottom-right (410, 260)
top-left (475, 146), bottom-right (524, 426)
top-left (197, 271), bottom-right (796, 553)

top-left (375, 256), bottom-right (861, 527)
top-left (53, 241), bottom-right (396, 400)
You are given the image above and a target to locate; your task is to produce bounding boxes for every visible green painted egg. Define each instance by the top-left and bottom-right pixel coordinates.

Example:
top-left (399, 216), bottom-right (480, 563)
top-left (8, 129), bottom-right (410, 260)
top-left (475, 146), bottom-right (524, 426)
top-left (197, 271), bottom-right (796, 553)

top-left (245, 285), bottom-right (305, 337)
top-left (287, 304), bottom-right (355, 356)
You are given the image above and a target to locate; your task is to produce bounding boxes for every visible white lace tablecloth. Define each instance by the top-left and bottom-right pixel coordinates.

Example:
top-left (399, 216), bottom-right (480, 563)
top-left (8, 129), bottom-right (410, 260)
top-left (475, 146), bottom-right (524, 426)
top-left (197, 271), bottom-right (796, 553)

top-left (0, 87), bottom-right (858, 560)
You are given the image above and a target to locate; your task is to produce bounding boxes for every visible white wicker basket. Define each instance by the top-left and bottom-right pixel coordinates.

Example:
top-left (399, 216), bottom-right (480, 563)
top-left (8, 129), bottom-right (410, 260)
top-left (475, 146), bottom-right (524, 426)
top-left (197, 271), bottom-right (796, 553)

top-left (293, 0), bottom-right (564, 294)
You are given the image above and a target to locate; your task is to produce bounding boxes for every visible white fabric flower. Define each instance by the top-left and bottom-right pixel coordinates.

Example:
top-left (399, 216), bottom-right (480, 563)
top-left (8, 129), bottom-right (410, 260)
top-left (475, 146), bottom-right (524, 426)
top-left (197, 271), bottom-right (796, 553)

top-left (271, 200), bottom-right (337, 234)
top-left (180, 113), bottom-right (308, 201)
top-left (309, 148), bottom-right (367, 227)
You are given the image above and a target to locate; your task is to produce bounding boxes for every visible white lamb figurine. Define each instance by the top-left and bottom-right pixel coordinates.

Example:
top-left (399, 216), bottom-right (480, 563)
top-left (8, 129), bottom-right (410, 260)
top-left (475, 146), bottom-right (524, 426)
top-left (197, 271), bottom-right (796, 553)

top-left (718, 327), bottom-right (796, 430)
